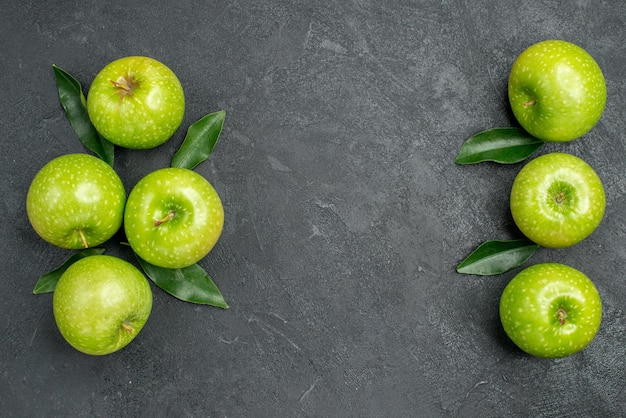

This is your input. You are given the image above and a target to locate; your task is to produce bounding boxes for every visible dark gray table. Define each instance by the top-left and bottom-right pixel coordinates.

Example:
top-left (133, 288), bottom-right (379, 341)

top-left (2, 1), bottom-right (625, 416)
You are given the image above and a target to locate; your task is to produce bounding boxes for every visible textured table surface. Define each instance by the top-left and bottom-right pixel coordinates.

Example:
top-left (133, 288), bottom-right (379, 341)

top-left (2, 1), bottom-right (625, 416)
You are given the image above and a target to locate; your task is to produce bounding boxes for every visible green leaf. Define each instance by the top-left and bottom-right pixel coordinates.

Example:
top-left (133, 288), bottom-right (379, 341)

top-left (455, 127), bottom-right (544, 165)
top-left (136, 256), bottom-right (229, 308)
top-left (171, 110), bottom-right (225, 170)
top-left (456, 239), bottom-right (539, 275)
top-left (33, 248), bottom-right (106, 294)
top-left (52, 64), bottom-right (115, 166)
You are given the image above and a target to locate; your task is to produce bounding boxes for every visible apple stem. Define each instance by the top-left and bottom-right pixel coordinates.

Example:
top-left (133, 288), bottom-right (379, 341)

top-left (77, 229), bottom-right (88, 249)
top-left (110, 79), bottom-right (131, 92)
top-left (557, 307), bottom-right (567, 325)
top-left (121, 322), bottom-right (135, 334)
top-left (523, 98), bottom-right (537, 107)
top-left (154, 210), bottom-right (176, 227)
top-left (110, 75), bottom-right (138, 100)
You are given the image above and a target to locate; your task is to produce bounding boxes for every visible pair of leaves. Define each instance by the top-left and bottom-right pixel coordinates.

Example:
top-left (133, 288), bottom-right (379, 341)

top-left (53, 64), bottom-right (226, 172)
top-left (455, 128), bottom-right (544, 274)
top-left (33, 249), bottom-right (229, 309)
top-left (456, 239), bottom-right (539, 276)
top-left (455, 127), bottom-right (543, 165)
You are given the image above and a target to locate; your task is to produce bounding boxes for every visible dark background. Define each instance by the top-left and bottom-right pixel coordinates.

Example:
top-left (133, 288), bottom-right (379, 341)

top-left (2, 1), bottom-right (625, 417)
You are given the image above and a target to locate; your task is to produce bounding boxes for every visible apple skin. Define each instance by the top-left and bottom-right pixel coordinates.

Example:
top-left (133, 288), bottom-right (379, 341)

top-left (26, 153), bottom-right (126, 249)
top-left (53, 255), bottom-right (153, 355)
top-left (500, 263), bottom-right (602, 358)
top-left (124, 167), bottom-right (224, 269)
top-left (508, 39), bottom-right (606, 142)
top-left (510, 152), bottom-right (605, 248)
top-left (87, 56), bottom-right (185, 149)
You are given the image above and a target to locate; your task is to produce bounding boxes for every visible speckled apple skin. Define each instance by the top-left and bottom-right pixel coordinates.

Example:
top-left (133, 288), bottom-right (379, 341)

top-left (510, 153), bottom-right (605, 248)
top-left (500, 263), bottom-right (602, 358)
top-left (26, 153), bottom-right (126, 249)
top-left (87, 56), bottom-right (185, 149)
top-left (124, 168), bottom-right (224, 269)
top-left (508, 39), bottom-right (606, 142)
top-left (53, 255), bottom-right (153, 356)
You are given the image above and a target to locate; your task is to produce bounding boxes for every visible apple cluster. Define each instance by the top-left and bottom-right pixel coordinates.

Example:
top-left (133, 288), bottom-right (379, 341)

top-left (27, 56), bottom-right (225, 355)
top-left (461, 40), bottom-right (609, 358)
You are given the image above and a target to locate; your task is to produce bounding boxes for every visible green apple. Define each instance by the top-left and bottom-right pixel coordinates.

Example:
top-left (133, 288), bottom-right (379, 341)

top-left (53, 255), bottom-right (153, 355)
top-left (510, 152), bottom-right (605, 248)
top-left (508, 39), bottom-right (606, 142)
top-left (500, 263), bottom-right (602, 358)
top-left (124, 167), bottom-right (224, 269)
top-left (87, 56), bottom-right (185, 149)
top-left (26, 153), bottom-right (126, 249)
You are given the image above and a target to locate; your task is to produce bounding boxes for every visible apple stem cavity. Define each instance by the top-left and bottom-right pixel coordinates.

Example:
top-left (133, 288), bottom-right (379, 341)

top-left (557, 307), bottom-right (568, 325)
top-left (555, 192), bottom-right (566, 204)
top-left (154, 210), bottom-right (176, 227)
